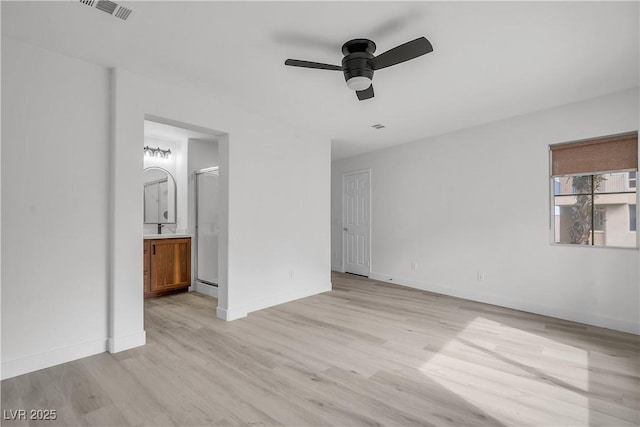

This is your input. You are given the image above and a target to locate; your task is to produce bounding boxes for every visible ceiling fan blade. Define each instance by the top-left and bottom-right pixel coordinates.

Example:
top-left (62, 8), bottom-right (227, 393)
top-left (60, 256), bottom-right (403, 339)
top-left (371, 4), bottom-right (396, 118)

top-left (356, 85), bottom-right (375, 101)
top-left (370, 37), bottom-right (433, 71)
top-left (284, 59), bottom-right (342, 71)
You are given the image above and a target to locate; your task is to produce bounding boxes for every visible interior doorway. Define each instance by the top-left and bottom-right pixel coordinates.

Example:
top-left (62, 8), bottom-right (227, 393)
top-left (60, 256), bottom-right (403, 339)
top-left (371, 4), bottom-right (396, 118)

top-left (342, 169), bottom-right (371, 276)
top-left (142, 117), bottom-right (222, 305)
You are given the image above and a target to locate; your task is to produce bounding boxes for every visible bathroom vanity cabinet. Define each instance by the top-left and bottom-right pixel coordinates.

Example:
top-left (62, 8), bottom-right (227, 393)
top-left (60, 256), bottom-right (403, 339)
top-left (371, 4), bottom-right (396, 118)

top-left (144, 237), bottom-right (191, 298)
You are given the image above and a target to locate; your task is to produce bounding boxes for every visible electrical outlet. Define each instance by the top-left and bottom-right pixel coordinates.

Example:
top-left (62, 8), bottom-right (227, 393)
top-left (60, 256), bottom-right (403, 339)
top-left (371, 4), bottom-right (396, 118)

top-left (410, 261), bottom-right (418, 271)
top-left (289, 270), bottom-right (294, 280)
top-left (477, 271), bottom-right (485, 281)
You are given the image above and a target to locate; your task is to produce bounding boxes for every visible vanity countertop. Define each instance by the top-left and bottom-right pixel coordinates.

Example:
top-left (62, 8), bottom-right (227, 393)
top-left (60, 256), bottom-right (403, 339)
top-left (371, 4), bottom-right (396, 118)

top-left (144, 234), bottom-right (193, 239)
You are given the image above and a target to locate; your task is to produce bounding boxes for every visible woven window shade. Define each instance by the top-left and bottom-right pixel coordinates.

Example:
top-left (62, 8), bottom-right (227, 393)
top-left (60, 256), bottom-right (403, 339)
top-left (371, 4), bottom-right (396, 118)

top-left (551, 131), bottom-right (638, 176)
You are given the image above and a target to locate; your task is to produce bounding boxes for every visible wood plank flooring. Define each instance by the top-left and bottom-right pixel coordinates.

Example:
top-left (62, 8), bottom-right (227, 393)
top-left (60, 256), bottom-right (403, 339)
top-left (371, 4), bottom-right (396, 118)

top-left (2, 272), bottom-right (639, 426)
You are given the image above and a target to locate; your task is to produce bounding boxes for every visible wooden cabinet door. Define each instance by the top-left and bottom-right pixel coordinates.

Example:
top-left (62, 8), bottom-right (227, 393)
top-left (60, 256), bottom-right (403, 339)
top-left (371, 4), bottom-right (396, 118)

top-left (143, 240), bottom-right (151, 293)
top-left (149, 238), bottom-right (191, 293)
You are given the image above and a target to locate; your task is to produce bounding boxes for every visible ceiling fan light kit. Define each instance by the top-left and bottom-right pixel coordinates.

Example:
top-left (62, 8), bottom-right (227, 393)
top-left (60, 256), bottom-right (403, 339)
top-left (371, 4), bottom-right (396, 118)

top-left (346, 76), bottom-right (372, 91)
top-left (285, 36), bottom-right (433, 101)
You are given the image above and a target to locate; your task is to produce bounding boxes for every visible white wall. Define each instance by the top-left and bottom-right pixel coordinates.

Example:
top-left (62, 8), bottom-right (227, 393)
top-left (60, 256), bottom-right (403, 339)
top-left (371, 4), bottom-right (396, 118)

top-left (1, 37), bottom-right (331, 379)
top-left (332, 88), bottom-right (640, 334)
top-left (1, 37), bottom-right (111, 378)
top-left (188, 139), bottom-right (219, 175)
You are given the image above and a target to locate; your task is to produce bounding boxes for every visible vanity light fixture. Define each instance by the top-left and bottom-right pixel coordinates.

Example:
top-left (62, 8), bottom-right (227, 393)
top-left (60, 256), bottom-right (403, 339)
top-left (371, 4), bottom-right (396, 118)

top-left (144, 146), bottom-right (171, 159)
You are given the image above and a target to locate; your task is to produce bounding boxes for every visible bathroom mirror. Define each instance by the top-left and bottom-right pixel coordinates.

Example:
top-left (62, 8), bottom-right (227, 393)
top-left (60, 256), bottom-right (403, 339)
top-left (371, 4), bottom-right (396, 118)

top-left (143, 167), bottom-right (177, 224)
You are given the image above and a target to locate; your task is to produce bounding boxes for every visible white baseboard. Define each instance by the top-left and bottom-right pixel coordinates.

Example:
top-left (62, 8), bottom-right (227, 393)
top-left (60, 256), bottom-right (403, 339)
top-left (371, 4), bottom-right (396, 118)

top-left (369, 272), bottom-right (640, 335)
top-left (218, 282), bottom-right (331, 322)
top-left (108, 330), bottom-right (146, 353)
top-left (244, 282), bottom-right (332, 315)
top-left (1, 338), bottom-right (108, 380)
top-left (192, 281), bottom-right (218, 298)
top-left (216, 306), bottom-right (246, 321)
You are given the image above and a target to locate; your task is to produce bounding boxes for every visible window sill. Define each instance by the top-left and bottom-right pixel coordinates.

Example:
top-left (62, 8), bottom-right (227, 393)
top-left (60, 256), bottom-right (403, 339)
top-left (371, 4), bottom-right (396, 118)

top-left (551, 243), bottom-right (638, 250)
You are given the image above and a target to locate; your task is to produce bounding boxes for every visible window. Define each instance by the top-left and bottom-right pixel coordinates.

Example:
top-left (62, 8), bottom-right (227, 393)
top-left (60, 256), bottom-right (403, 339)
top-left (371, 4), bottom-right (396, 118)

top-left (550, 132), bottom-right (638, 248)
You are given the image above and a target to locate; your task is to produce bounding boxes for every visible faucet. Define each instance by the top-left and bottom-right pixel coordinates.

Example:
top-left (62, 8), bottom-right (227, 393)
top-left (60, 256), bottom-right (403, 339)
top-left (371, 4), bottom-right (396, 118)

top-left (157, 223), bottom-right (163, 234)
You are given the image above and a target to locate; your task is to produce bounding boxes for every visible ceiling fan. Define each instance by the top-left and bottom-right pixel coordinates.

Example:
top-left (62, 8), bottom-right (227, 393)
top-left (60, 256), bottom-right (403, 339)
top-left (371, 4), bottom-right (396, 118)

top-left (285, 37), bottom-right (433, 101)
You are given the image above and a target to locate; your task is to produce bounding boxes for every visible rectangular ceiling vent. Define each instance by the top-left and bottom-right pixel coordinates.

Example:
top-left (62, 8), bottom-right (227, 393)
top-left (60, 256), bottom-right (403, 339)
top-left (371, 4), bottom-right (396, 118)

top-left (79, 0), bottom-right (133, 21)
top-left (95, 0), bottom-right (117, 14)
top-left (114, 5), bottom-right (133, 21)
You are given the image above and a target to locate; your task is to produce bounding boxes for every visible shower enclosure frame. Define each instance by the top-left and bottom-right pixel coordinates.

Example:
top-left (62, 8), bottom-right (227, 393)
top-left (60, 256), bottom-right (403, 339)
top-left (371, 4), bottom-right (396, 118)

top-left (194, 166), bottom-right (219, 287)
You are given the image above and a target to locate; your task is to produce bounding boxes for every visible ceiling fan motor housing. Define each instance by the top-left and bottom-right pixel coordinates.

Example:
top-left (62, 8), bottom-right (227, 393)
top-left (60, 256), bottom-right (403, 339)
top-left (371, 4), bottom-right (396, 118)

top-left (342, 39), bottom-right (376, 85)
top-left (342, 52), bottom-right (374, 83)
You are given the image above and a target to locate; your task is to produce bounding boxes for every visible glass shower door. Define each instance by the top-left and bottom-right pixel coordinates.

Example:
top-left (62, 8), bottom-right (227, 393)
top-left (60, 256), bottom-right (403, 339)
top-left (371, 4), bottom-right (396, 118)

top-left (195, 168), bottom-right (219, 286)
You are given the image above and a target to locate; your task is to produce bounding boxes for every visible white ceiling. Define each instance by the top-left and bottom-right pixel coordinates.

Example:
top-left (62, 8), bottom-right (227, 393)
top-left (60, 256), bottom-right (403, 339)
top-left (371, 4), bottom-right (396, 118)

top-left (2, 1), bottom-right (638, 160)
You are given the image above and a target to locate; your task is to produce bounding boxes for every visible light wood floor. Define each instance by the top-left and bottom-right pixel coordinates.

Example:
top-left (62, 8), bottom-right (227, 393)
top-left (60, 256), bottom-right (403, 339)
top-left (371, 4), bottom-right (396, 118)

top-left (2, 272), bottom-right (639, 426)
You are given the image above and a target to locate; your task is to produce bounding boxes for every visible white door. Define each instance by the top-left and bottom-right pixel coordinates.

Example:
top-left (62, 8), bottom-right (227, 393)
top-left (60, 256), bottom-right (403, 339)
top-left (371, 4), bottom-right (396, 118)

top-left (343, 170), bottom-right (370, 276)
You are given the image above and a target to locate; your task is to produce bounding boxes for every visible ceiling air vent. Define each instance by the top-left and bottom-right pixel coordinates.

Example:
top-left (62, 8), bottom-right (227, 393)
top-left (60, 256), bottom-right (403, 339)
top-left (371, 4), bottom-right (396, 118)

top-left (79, 0), bottom-right (133, 21)
top-left (95, 0), bottom-right (117, 14)
top-left (371, 124), bottom-right (386, 130)
top-left (114, 5), bottom-right (132, 21)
